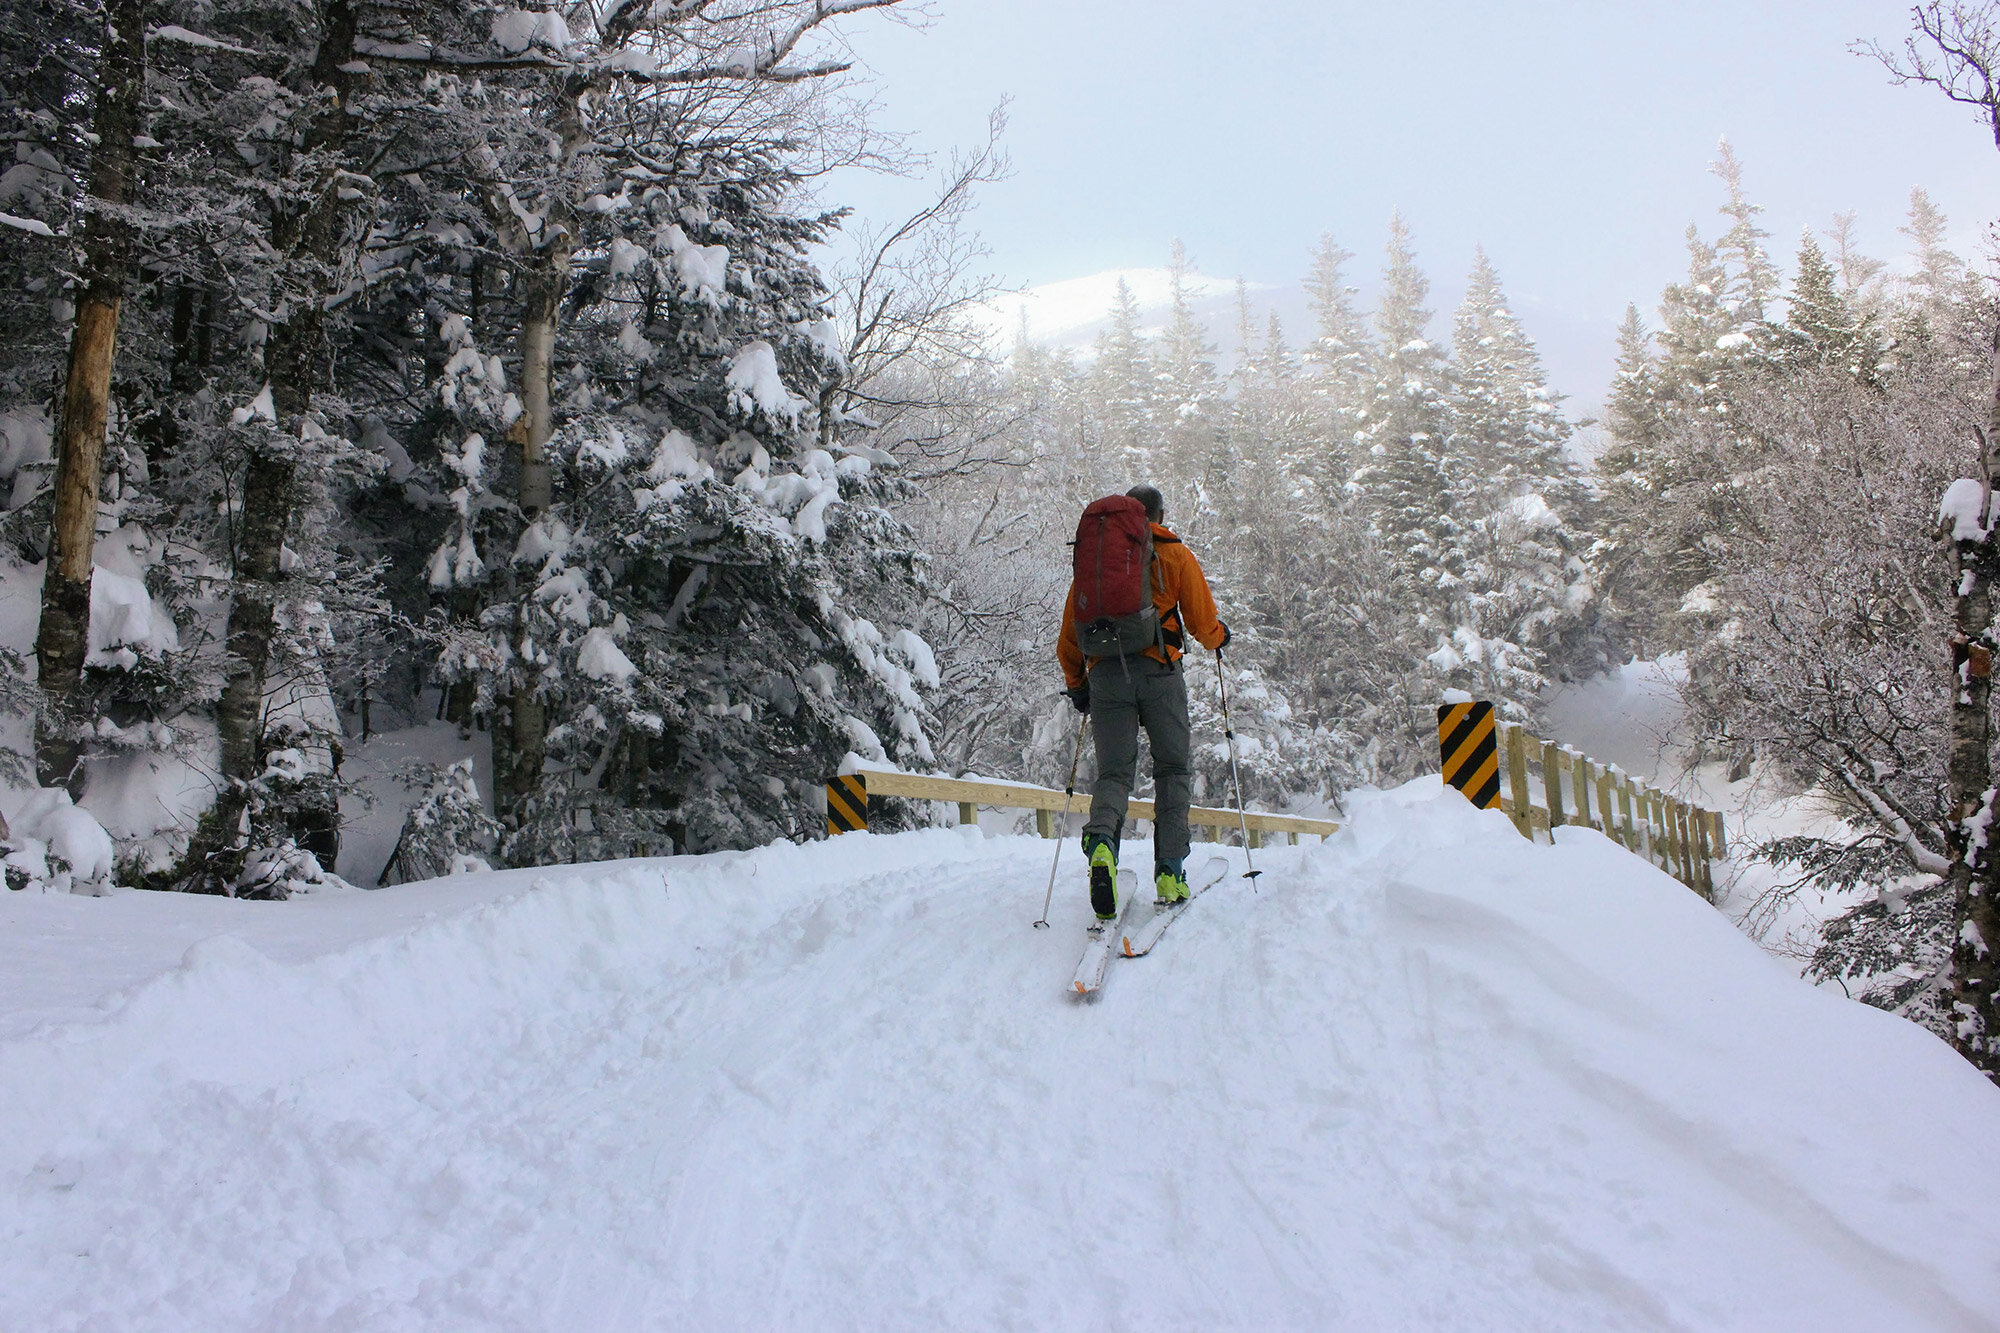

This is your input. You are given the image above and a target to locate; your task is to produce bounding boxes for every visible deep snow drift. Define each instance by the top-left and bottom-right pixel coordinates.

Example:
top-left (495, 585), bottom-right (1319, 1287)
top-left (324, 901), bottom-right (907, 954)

top-left (2, 780), bottom-right (1996, 1331)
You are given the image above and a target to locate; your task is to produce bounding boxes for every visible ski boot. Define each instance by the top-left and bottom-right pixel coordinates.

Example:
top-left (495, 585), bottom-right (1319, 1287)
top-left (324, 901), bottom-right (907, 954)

top-left (1084, 835), bottom-right (1119, 921)
top-left (1155, 859), bottom-right (1189, 906)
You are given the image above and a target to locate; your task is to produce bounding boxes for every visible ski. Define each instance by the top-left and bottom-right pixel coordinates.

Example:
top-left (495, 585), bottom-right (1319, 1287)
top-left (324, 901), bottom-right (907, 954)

top-left (1072, 869), bottom-right (1139, 996)
top-left (1121, 856), bottom-right (1231, 958)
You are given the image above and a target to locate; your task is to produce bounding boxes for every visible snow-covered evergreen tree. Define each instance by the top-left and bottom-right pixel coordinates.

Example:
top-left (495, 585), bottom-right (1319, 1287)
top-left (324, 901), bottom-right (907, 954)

top-left (1300, 233), bottom-right (1375, 489)
top-left (1709, 139), bottom-right (1782, 333)
top-left (1152, 242), bottom-right (1223, 515)
top-left (1087, 277), bottom-right (1153, 468)
top-left (381, 759), bottom-right (502, 884)
top-left (1899, 186), bottom-right (1967, 329)
top-left (1351, 213), bottom-right (1457, 615)
top-left (1439, 250), bottom-right (1598, 705)
top-left (1774, 231), bottom-right (1881, 381)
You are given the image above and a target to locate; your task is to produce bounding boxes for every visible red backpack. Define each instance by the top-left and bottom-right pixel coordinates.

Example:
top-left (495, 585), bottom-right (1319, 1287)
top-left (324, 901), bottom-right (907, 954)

top-left (1072, 495), bottom-right (1161, 658)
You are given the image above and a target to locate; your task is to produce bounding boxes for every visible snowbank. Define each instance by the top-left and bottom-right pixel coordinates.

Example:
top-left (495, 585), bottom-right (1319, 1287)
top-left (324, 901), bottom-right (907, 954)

top-left (0, 781), bottom-right (1994, 1329)
top-left (2, 788), bottom-right (114, 893)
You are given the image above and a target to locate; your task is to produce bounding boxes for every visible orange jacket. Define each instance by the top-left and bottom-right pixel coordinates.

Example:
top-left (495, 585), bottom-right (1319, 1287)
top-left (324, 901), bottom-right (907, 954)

top-left (1058, 522), bottom-right (1226, 689)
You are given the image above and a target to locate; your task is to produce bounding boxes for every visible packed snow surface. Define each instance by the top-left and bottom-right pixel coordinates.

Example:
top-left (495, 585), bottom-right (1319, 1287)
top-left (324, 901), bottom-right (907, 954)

top-left (2, 779), bottom-right (1997, 1330)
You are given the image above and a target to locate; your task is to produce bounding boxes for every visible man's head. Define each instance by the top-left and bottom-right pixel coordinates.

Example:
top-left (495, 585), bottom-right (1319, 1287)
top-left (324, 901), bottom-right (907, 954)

top-left (1126, 484), bottom-right (1164, 524)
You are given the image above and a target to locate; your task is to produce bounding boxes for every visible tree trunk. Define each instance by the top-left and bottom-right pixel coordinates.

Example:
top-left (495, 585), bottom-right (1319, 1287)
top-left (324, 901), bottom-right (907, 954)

top-left (488, 100), bottom-right (579, 829)
top-left (492, 261), bottom-right (563, 825)
top-left (173, 0), bottom-right (359, 890)
top-left (33, 0), bottom-right (146, 792)
top-left (215, 450), bottom-right (296, 783)
top-left (513, 260), bottom-right (562, 520)
top-left (1950, 339), bottom-right (2000, 1083)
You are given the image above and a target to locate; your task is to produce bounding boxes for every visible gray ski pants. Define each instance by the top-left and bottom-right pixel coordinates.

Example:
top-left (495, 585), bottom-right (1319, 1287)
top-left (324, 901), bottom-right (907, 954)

top-left (1083, 655), bottom-right (1192, 868)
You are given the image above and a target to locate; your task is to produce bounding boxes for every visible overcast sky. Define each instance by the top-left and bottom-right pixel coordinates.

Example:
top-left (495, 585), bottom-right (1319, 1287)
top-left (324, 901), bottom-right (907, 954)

top-left (824, 0), bottom-right (2000, 410)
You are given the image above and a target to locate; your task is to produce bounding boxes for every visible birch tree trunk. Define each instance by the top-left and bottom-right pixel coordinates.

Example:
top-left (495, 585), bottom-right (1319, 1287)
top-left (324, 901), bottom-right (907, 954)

top-left (33, 0), bottom-right (146, 792)
top-left (482, 87), bottom-right (580, 828)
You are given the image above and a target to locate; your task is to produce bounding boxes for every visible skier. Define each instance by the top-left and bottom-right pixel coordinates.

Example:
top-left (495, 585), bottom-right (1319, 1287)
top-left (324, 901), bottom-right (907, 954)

top-left (1058, 484), bottom-right (1230, 921)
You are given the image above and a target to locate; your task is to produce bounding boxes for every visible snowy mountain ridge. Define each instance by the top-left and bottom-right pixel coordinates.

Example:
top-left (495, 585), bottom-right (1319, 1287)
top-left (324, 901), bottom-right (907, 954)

top-left (973, 265), bottom-right (1278, 358)
top-left (2, 778), bottom-right (1995, 1329)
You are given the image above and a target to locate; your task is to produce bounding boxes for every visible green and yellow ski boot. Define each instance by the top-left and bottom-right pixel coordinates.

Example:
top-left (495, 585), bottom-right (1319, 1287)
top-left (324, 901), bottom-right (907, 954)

top-left (1084, 836), bottom-right (1119, 920)
top-left (1155, 860), bottom-right (1189, 906)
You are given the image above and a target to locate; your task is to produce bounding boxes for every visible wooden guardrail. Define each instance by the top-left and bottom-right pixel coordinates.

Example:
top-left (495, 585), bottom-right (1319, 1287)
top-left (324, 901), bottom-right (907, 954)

top-left (1438, 700), bottom-right (1726, 900)
top-left (824, 768), bottom-right (1341, 847)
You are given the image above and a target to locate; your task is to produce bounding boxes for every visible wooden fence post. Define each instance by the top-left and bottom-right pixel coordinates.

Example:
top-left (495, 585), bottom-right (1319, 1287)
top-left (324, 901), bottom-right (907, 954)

top-left (1574, 754), bottom-right (1595, 830)
top-left (1657, 794), bottom-right (1673, 877)
top-left (1543, 739), bottom-right (1567, 830)
top-left (1643, 786), bottom-right (1663, 868)
top-left (1504, 723), bottom-right (1533, 841)
top-left (1668, 799), bottom-right (1691, 887)
top-left (1709, 809), bottom-right (1728, 859)
top-left (1679, 804), bottom-right (1699, 889)
top-left (1596, 768), bottom-right (1615, 841)
top-left (959, 801), bottom-right (976, 827)
top-left (1693, 810), bottom-right (1715, 900)
top-left (1036, 808), bottom-right (1053, 839)
top-left (1627, 779), bottom-right (1644, 859)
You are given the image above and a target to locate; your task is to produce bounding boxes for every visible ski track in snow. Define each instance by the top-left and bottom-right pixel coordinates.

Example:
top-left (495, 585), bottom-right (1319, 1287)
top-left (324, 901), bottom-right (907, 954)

top-left (2, 783), bottom-right (1998, 1331)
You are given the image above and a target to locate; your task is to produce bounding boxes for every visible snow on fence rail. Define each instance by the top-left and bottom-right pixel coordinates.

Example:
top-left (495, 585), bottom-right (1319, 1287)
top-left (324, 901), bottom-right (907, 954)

top-left (823, 768), bottom-right (1341, 846)
top-left (1437, 699), bottom-right (1725, 900)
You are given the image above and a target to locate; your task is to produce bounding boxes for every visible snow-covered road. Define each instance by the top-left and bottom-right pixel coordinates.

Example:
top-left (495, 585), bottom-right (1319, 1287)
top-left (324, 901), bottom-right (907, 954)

top-left (3, 780), bottom-right (1997, 1330)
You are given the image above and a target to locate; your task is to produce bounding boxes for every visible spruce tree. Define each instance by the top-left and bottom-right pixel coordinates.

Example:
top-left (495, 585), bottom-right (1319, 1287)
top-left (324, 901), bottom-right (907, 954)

top-left (1447, 248), bottom-right (1577, 514)
top-left (1899, 187), bottom-right (1968, 334)
top-left (1087, 277), bottom-right (1153, 469)
top-left (1301, 233), bottom-right (1374, 486)
top-left (1152, 241), bottom-right (1222, 513)
top-left (1824, 210), bottom-right (1887, 310)
top-left (1352, 213), bottom-right (1456, 614)
top-left (1777, 230), bottom-right (1877, 380)
top-left (1710, 140), bottom-right (1782, 331)
top-left (1655, 226), bottom-right (1740, 414)
top-left (1439, 250), bottom-right (1594, 705)
top-left (1605, 304), bottom-right (1663, 455)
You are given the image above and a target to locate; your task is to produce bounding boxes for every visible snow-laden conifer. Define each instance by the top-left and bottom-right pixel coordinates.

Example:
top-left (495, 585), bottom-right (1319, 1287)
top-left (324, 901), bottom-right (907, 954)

top-left (1351, 213), bottom-right (1457, 615)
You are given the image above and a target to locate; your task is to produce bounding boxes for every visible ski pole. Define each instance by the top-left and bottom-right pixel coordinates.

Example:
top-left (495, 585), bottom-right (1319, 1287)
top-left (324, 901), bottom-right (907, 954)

top-left (1033, 709), bottom-right (1092, 929)
top-left (1215, 647), bottom-right (1262, 883)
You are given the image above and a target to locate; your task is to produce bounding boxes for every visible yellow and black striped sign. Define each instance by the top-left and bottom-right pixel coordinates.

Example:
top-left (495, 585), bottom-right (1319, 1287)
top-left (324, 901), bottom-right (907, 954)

top-left (825, 774), bottom-right (868, 835)
top-left (1437, 700), bottom-right (1501, 810)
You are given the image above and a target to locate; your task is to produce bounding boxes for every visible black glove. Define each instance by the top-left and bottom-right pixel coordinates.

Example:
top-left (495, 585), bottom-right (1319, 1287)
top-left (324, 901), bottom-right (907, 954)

top-left (1216, 622), bottom-right (1231, 651)
top-left (1066, 682), bottom-right (1090, 715)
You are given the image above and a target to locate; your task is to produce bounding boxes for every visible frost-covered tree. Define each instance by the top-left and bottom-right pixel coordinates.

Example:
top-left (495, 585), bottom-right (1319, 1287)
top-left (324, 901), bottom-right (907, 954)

top-left (380, 759), bottom-right (502, 884)
top-left (0, 0), bottom-right (932, 886)
top-left (1710, 139), bottom-right (1782, 332)
top-left (1300, 232), bottom-right (1374, 488)
top-left (1087, 276), bottom-right (1153, 467)
top-left (1694, 350), bottom-right (1970, 1035)
top-left (1438, 250), bottom-right (1598, 705)
top-left (1152, 241), bottom-right (1223, 510)
top-left (1596, 152), bottom-right (1788, 651)
top-left (1352, 213), bottom-right (1456, 614)
top-left (1823, 210), bottom-right (1888, 311)
top-left (1901, 187), bottom-right (1968, 329)
top-left (1773, 231), bottom-right (1881, 381)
